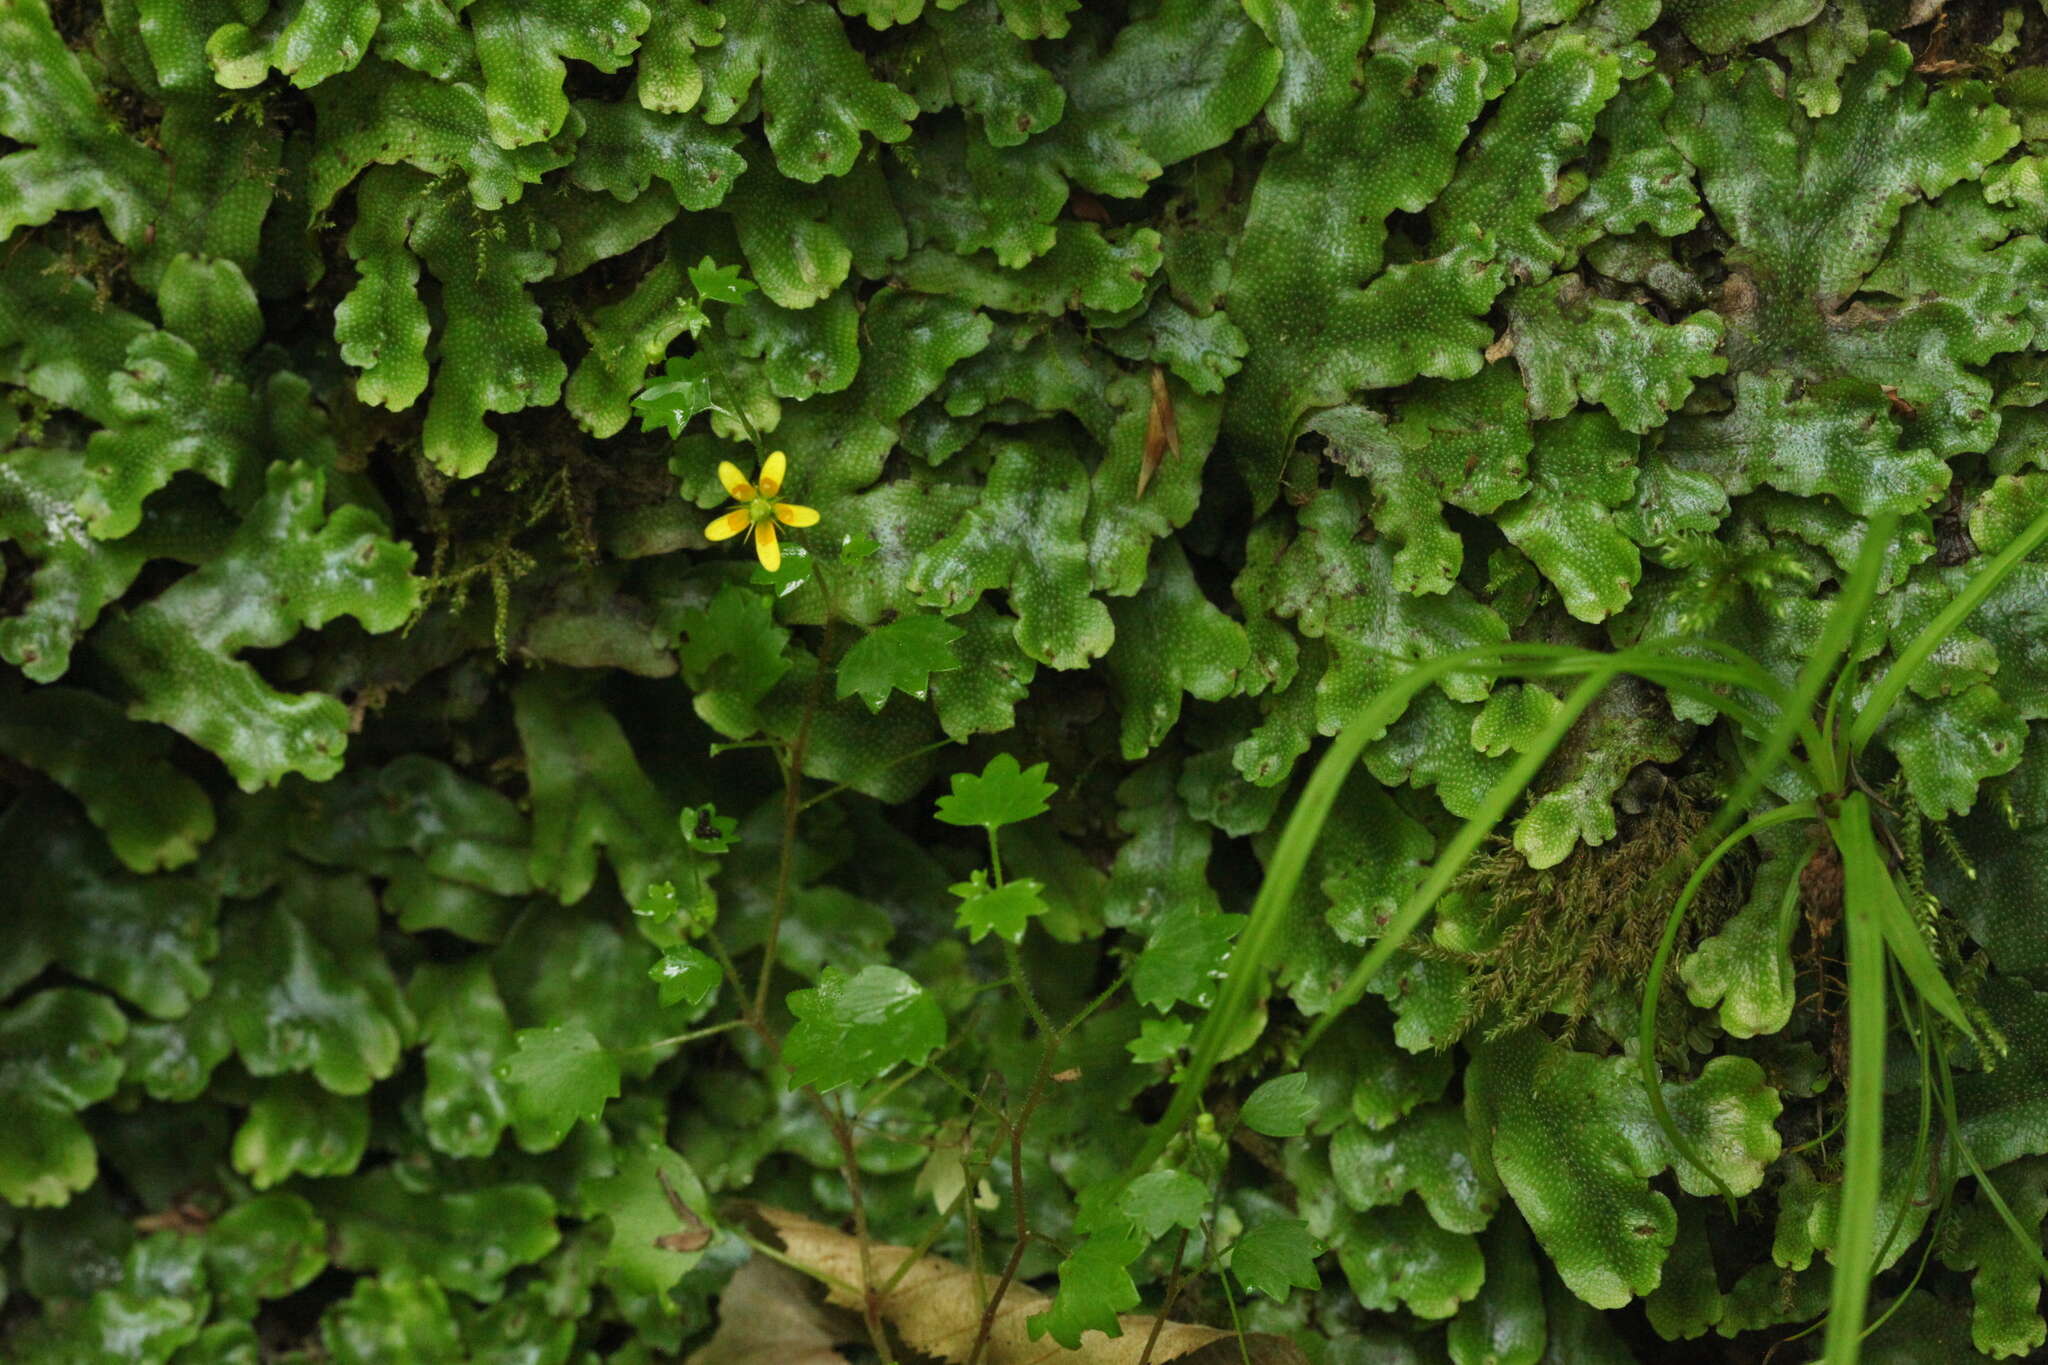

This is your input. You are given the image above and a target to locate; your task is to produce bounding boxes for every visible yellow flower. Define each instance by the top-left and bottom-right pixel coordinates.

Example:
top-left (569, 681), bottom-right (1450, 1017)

top-left (703, 450), bottom-right (819, 572)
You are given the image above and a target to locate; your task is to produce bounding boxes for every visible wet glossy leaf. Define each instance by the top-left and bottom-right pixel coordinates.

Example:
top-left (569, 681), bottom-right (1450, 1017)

top-left (650, 946), bottom-right (722, 1007)
top-left (94, 462), bottom-right (420, 791)
top-left (1330, 1105), bottom-right (1502, 1234)
top-left (203, 1193), bottom-right (328, 1317)
top-left (231, 1075), bottom-right (369, 1189)
top-left (912, 436), bottom-right (1115, 669)
top-left (1134, 906), bottom-right (1244, 1014)
top-left (1029, 1234), bottom-right (1143, 1347)
top-left (1, 793), bottom-right (217, 1019)
top-left (410, 959), bottom-right (515, 1159)
top-left (1229, 1219), bottom-right (1322, 1300)
top-left (0, 989), bottom-right (127, 1207)
top-left (207, 872), bottom-right (409, 1095)
top-left (1117, 1169), bottom-right (1207, 1239)
top-left (1448, 1213), bottom-right (1548, 1365)
top-left (468, 0), bottom-right (648, 148)
top-left (1507, 275), bottom-right (1725, 435)
top-left (322, 1272), bottom-right (464, 1365)
top-left (1241, 1073), bottom-right (1314, 1139)
top-left (1334, 1199), bottom-right (1486, 1320)
top-left (783, 965), bottom-right (945, 1092)
top-left (313, 1169), bottom-right (560, 1302)
top-left (583, 1142), bottom-right (715, 1302)
top-left (948, 871), bottom-right (1047, 945)
top-left (835, 612), bottom-right (963, 712)
top-left (500, 1024), bottom-right (622, 1152)
top-left (934, 751), bottom-right (1056, 831)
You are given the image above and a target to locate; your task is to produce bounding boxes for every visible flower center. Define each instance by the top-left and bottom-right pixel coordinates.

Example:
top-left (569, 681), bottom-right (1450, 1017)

top-left (747, 496), bottom-right (775, 525)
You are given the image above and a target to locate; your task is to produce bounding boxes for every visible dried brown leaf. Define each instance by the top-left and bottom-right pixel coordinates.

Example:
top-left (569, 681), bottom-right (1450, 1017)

top-left (658, 1165), bottom-right (714, 1253)
top-left (1138, 366), bottom-right (1180, 500)
top-left (744, 1204), bottom-right (1310, 1365)
top-left (687, 1257), bottom-right (858, 1365)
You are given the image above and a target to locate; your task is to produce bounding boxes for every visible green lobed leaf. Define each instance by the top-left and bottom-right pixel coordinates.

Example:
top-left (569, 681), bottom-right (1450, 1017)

top-left (1105, 542), bottom-right (1248, 760)
top-left (1102, 756), bottom-right (1222, 930)
top-left (75, 255), bottom-right (268, 540)
top-left (309, 58), bottom-right (577, 214)
top-left (1133, 905), bottom-right (1244, 1013)
top-left (0, 789), bottom-right (219, 1023)
top-left (321, 1272), bottom-right (464, 1365)
top-left (834, 611), bottom-right (964, 712)
top-left (409, 959), bottom-right (516, 1159)
top-left (1333, 1199), bottom-right (1486, 1320)
top-left (1251, 480), bottom-right (1510, 762)
top-left (1940, 1158), bottom-right (2048, 1358)
top-left (1027, 1235), bottom-right (1142, 1348)
top-left (883, 0), bottom-right (1063, 147)
top-left (202, 1193), bottom-right (328, 1318)
top-left (1493, 412), bottom-right (1642, 624)
top-left (1116, 1169), bottom-right (1207, 1239)
top-left (1430, 34), bottom-right (1621, 279)
top-left (1229, 1219), bottom-right (1323, 1300)
top-left (782, 964), bottom-right (945, 1092)
top-left (1668, 40), bottom-right (2020, 456)
top-left (1470, 1031), bottom-right (1782, 1309)
top-left (205, 871), bottom-right (411, 1095)
top-left (1309, 363), bottom-right (1534, 598)
top-left (1044, 0), bottom-right (1279, 197)
top-left (1679, 827), bottom-right (1802, 1037)
top-left (582, 1142), bottom-right (715, 1303)
top-left (336, 166), bottom-right (434, 411)
top-left (1448, 1213), bottom-right (1548, 1365)
top-left (948, 870), bottom-right (1047, 945)
top-left (649, 946), bottom-right (722, 1006)
top-left (0, 685), bottom-right (213, 873)
top-left (409, 186), bottom-right (566, 476)
top-left (1238, 0), bottom-right (1374, 142)
top-left (500, 1024), bottom-right (622, 1152)
top-left (1330, 1104), bottom-right (1502, 1234)
top-left (933, 751), bottom-right (1056, 831)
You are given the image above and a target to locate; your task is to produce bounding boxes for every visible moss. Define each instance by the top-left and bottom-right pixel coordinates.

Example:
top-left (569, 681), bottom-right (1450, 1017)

top-left (1426, 778), bottom-right (1741, 1046)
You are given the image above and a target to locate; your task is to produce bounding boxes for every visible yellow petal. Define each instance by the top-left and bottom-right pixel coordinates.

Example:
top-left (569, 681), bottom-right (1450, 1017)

top-left (754, 520), bottom-right (781, 572)
top-left (757, 450), bottom-right (787, 497)
top-left (704, 508), bottom-right (750, 542)
top-left (716, 461), bottom-right (755, 501)
top-left (773, 501), bottom-right (820, 527)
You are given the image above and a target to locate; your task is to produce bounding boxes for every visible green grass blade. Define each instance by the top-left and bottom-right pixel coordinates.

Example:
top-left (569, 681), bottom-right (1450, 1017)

top-left (1852, 502), bottom-right (2048, 752)
top-left (1723, 513), bottom-right (1897, 837)
top-left (1833, 806), bottom-right (1975, 1038)
top-left (1296, 664), bottom-right (1627, 1055)
top-left (1636, 799), bottom-right (1816, 1213)
top-left (1821, 792), bottom-right (1893, 1365)
top-left (1121, 642), bottom-right (1620, 1175)
top-left (1933, 1036), bottom-right (2048, 1289)
top-left (1120, 645), bottom-right (1511, 1175)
